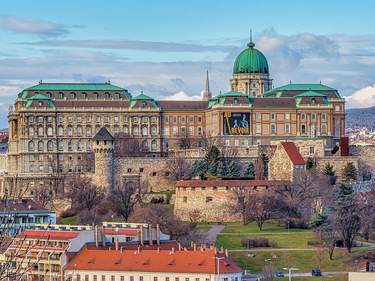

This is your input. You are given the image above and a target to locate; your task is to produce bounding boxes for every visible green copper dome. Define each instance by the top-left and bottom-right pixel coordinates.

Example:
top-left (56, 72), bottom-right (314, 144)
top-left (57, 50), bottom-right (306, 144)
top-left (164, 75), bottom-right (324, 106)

top-left (233, 41), bottom-right (269, 74)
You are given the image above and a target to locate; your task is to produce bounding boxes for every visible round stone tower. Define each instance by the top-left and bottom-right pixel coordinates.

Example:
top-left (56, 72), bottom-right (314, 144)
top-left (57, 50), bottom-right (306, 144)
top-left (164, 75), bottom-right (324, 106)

top-left (93, 127), bottom-right (114, 191)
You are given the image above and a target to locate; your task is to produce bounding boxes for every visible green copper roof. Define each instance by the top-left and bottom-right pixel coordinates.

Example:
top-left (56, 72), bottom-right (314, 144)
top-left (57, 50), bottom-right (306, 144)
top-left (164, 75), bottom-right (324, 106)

top-left (219, 91), bottom-right (247, 97)
top-left (25, 83), bottom-right (125, 91)
top-left (208, 91), bottom-right (250, 108)
top-left (264, 83), bottom-right (342, 99)
top-left (130, 92), bottom-right (158, 108)
top-left (24, 93), bottom-right (55, 109)
top-left (295, 91), bottom-right (327, 97)
top-left (269, 83), bottom-right (336, 92)
top-left (233, 41), bottom-right (269, 74)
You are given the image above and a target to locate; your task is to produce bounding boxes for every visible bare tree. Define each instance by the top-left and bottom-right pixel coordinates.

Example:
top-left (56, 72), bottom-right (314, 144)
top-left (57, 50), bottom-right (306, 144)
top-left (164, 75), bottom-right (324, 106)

top-left (108, 180), bottom-right (145, 221)
top-left (260, 262), bottom-right (275, 281)
top-left (113, 132), bottom-right (147, 157)
top-left (317, 222), bottom-right (339, 260)
top-left (164, 156), bottom-right (192, 181)
top-left (243, 192), bottom-right (279, 230)
top-left (65, 175), bottom-right (104, 224)
top-left (33, 184), bottom-right (54, 208)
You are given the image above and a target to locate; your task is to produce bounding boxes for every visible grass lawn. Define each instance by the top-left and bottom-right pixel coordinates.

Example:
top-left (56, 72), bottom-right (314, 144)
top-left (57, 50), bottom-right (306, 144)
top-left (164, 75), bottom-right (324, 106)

top-left (61, 215), bottom-right (80, 225)
top-left (229, 248), bottom-right (368, 273)
top-left (222, 221), bottom-right (311, 234)
top-left (217, 232), bottom-right (315, 249)
top-left (278, 276), bottom-right (347, 281)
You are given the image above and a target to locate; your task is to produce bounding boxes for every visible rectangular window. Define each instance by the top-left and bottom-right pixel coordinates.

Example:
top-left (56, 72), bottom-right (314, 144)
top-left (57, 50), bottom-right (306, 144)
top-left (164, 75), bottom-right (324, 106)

top-left (154, 277), bottom-right (158, 281)
top-left (189, 116), bottom-right (194, 124)
top-left (311, 113), bottom-right (316, 121)
top-left (271, 113), bottom-right (276, 121)
top-left (270, 124), bottom-right (276, 135)
top-left (181, 116), bottom-right (186, 124)
top-left (322, 113), bottom-right (327, 121)
top-left (183, 196), bottom-right (187, 203)
top-left (173, 116), bottom-right (177, 124)
top-left (285, 124), bottom-right (290, 134)
top-left (121, 277), bottom-right (125, 281)
top-left (102, 276), bottom-right (106, 281)
top-left (310, 146), bottom-right (315, 154)
top-left (255, 112), bottom-right (261, 121)
top-left (256, 124), bottom-right (261, 134)
top-left (172, 127), bottom-right (178, 136)
top-left (114, 116), bottom-right (119, 123)
top-left (140, 277), bottom-right (143, 281)
top-left (111, 276), bottom-right (115, 281)
top-left (285, 113), bottom-right (290, 120)
top-left (163, 127), bottom-right (170, 136)
top-left (130, 277), bottom-right (134, 281)
top-left (85, 275), bottom-right (89, 281)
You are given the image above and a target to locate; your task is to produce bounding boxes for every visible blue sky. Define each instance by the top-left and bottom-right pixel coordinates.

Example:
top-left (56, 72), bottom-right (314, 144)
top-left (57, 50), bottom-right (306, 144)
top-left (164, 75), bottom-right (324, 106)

top-left (1, 0), bottom-right (375, 127)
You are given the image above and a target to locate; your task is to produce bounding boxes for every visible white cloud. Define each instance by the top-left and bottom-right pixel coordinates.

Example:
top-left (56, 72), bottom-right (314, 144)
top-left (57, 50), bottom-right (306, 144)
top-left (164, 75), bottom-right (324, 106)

top-left (160, 91), bottom-right (202, 101)
top-left (345, 85), bottom-right (375, 108)
top-left (0, 15), bottom-right (78, 37)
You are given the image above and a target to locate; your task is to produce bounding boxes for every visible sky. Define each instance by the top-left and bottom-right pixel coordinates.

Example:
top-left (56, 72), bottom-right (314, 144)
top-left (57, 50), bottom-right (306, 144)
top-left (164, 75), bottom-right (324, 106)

top-left (1, 0), bottom-right (375, 127)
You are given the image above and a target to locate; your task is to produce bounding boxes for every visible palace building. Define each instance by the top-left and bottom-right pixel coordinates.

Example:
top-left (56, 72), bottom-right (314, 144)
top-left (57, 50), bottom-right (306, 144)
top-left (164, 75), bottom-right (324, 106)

top-left (6, 38), bottom-right (346, 195)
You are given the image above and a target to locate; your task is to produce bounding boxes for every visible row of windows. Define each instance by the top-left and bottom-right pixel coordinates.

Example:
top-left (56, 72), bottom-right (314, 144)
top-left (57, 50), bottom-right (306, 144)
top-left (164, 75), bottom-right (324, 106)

top-left (68, 275), bottom-right (221, 281)
top-left (28, 140), bottom-right (90, 152)
top-left (39, 91), bottom-right (124, 100)
top-left (254, 112), bottom-right (328, 122)
top-left (27, 116), bottom-right (53, 124)
top-left (252, 123), bottom-right (328, 136)
top-left (164, 115), bottom-right (202, 124)
top-left (28, 126), bottom-right (53, 137)
top-left (57, 115), bottom-right (159, 124)
top-left (163, 127), bottom-right (203, 137)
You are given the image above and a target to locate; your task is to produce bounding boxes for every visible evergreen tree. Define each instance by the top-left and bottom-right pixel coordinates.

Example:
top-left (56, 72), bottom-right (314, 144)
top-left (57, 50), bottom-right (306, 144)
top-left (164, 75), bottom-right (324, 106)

top-left (260, 153), bottom-right (269, 179)
top-left (205, 145), bottom-right (220, 165)
top-left (216, 161), bottom-right (227, 178)
top-left (226, 160), bottom-right (241, 178)
top-left (323, 162), bottom-right (336, 185)
top-left (342, 162), bottom-right (358, 182)
top-left (208, 160), bottom-right (218, 176)
top-left (191, 160), bottom-right (208, 178)
top-left (306, 157), bottom-right (316, 170)
top-left (245, 162), bottom-right (255, 179)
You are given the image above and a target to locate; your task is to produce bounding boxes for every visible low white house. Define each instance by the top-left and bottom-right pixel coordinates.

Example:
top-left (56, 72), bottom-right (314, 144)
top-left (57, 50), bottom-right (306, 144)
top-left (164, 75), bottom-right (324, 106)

top-left (64, 246), bottom-right (243, 281)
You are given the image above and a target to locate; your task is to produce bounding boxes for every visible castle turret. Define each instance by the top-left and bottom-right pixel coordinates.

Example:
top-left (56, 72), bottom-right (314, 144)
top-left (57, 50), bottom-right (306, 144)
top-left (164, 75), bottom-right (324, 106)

top-left (93, 127), bottom-right (114, 191)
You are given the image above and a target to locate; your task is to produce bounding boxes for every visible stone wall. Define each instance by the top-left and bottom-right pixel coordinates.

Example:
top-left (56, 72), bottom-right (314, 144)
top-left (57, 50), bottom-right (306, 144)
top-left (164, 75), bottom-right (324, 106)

top-left (268, 143), bottom-right (293, 181)
top-left (316, 156), bottom-right (359, 181)
top-left (350, 145), bottom-right (375, 171)
top-left (270, 139), bottom-right (325, 158)
top-left (174, 186), bottom-right (239, 222)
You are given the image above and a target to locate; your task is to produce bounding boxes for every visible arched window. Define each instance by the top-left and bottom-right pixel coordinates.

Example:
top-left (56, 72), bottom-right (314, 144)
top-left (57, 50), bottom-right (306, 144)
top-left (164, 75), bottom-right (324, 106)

top-left (67, 126), bottom-right (73, 137)
top-left (47, 140), bottom-right (53, 151)
top-left (321, 124), bottom-right (327, 135)
top-left (123, 126), bottom-right (129, 135)
top-left (47, 126), bottom-right (53, 137)
top-left (77, 140), bottom-right (82, 151)
top-left (151, 140), bottom-right (157, 151)
top-left (113, 126), bottom-right (120, 134)
top-left (70, 92), bottom-right (76, 99)
top-left (141, 126), bottom-right (148, 136)
top-left (105, 92), bottom-right (111, 99)
top-left (38, 126), bottom-right (44, 137)
top-left (28, 127), bottom-right (34, 137)
top-left (86, 126), bottom-right (92, 137)
top-left (68, 140), bottom-right (73, 151)
top-left (301, 124), bottom-right (306, 134)
top-left (93, 92), bottom-right (98, 99)
top-left (28, 141), bottom-right (35, 152)
top-left (58, 92), bottom-right (64, 99)
top-left (151, 126), bottom-right (157, 136)
top-left (58, 126), bottom-right (63, 137)
top-left (38, 141), bottom-right (44, 152)
top-left (142, 140), bottom-right (148, 151)
top-left (77, 126), bottom-right (82, 137)
top-left (58, 140), bottom-right (63, 151)
top-left (132, 126), bottom-right (139, 136)
top-left (82, 92), bottom-right (87, 99)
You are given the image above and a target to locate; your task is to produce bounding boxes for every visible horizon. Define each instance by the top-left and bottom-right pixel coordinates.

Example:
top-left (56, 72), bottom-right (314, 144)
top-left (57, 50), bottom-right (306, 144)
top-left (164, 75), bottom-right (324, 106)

top-left (1, 0), bottom-right (375, 127)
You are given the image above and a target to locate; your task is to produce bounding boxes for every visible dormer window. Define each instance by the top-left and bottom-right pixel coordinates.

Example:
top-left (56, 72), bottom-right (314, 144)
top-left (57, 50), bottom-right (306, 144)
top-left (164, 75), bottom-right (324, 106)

top-left (38, 101), bottom-right (43, 107)
top-left (105, 92), bottom-right (110, 99)
top-left (141, 101), bottom-right (147, 108)
top-left (311, 98), bottom-right (316, 104)
top-left (70, 92), bottom-right (76, 99)
top-left (233, 98), bottom-right (239, 104)
top-left (58, 92), bottom-right (64, 99)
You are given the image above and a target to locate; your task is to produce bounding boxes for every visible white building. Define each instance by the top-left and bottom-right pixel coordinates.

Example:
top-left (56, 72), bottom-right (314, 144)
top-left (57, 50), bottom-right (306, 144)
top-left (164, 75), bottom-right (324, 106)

top-left (64, 246), bottom-right (242, 281)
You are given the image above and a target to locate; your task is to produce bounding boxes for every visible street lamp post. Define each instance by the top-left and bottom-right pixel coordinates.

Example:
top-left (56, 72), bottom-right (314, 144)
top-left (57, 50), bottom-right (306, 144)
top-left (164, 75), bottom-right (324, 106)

top-left (283, 267), bottom-right (299, 281)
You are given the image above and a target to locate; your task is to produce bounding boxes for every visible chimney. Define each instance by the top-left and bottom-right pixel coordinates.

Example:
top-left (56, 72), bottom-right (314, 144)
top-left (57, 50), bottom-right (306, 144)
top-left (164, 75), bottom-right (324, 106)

top-left (156, 224), bottom-right (160, 245)
top-left (225, 249), bottom-right (228, 257)
top-left (115, 238), bottom-right (119, 251)
top-left (171, 247), bottom-right (175, 253)
top-left (193, 243), bottom-right (197, 251)
top-left (140, 226), bottom-right (144, 246)
top-left (148, 224), bottom-right (153, 245)
top-left (178, 243), bottom-right (181, 251)
top-left (95, 225), bottom-right (99, 247)
top-left (102, 226), bottom-right (106, 247)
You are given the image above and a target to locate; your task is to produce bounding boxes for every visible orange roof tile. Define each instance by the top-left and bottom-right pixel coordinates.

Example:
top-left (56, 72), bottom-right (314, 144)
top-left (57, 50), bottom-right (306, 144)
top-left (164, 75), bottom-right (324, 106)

top-left (281, 142), bottom-right (305, 165)
top-left (65, 247), bottom-right (242, 274)
top-left (18, 230), bottom-right (79, 241)
top-left (104, 228), bottom-right (139, 236)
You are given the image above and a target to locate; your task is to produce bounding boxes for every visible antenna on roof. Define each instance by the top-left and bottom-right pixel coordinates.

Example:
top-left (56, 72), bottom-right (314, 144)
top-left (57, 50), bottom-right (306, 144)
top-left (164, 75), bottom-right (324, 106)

top-left (289, 80), bottom-right (292, 84)
top-left (39, 80), bottom-right (43, 84)
top-left (319, 80), bottom-right (322, 84)
top-left (107, 80), bottom-right (111, 84)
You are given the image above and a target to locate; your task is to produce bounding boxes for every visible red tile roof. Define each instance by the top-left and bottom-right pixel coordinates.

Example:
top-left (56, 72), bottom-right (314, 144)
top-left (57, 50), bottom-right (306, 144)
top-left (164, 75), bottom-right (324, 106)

top-left (281, 142), bottom-right (305, 165)
top-left (18, 230), bottom-right (79, 241)
top-left (175, 179), bottom-right (289, 188)
top-left (158, 100), bottom-right (208, 110)
top-left (65, 247), bottom-right (242, 274)
top-left (103, 228), bottom-right (139, 236)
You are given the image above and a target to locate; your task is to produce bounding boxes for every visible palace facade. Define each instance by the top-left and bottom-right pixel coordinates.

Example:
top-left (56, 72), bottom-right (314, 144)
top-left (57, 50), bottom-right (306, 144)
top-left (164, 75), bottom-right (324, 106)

top-left (6, 39), bottom-right (345, 195)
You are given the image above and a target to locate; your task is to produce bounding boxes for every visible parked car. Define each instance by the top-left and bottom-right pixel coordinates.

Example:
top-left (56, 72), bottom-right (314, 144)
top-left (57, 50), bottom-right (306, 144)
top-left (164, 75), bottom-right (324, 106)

top-left (275, 271), bottom-right (285, 277)
top-left (311, 268), bottom-right (322, 276)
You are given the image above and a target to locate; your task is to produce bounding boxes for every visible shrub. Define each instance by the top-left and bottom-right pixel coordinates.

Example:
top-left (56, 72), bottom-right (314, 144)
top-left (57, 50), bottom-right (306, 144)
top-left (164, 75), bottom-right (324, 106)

top-left (60, 208), bottom-right (77, 218)
top-left (307, 240), bottom-right (322, 246)
top-left (240, 237), bottom-right (277, 248)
